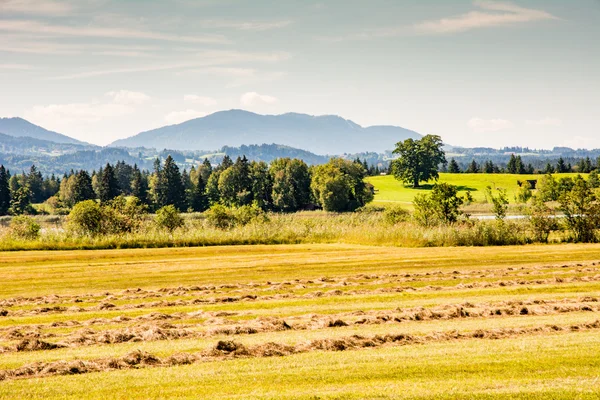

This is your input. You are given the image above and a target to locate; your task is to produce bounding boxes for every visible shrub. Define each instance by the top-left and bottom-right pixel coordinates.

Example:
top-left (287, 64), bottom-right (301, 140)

top-left (154, 205), bottom-right (184, 232)
top-left (205, 204), bottom-right (268, 229)
top-left (413, 183), bottom-right (463, 226)
top-left (9, 216), bottom-right (41, 240)
top-left (383, 205), bottom-right (410, 225)
top-left (485, 186), bottom-right (509, 220)
top-left (67, 200), bottom-right (103, 236)
top-left (205, 204), bottom-right (237, 229)
top-left (235, 204), bottom-right (269, 225)
top-left (559, 175), bottom-right (600, 243)
top-left (526, 196), bottom-right (559, 243)
top-left (102, 196), bottom-right (148, 234)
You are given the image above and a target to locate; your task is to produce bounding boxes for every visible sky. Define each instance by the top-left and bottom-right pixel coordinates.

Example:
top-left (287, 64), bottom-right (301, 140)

top-left (0, 0), bottom-right (599, 149)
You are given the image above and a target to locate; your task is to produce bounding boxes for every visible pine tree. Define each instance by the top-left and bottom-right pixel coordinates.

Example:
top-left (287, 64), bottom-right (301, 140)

top-left (221, 155), bottom-right (233, 170)
top-left (448, 159), bottom-right (460, 173)
top-left (131, 165), bottom-right (148, 204)
top-left (466, 159), bottom-right (479, 173)
top-left (27, 165), bottom-right (44, 203)
top-left (190, 172), bottom-right (208, 212)
top-left (556, 157), bottom-right (568, 173)
top-left (98, 163), bottom-right (119, 203)
top-left (72, 170), bottom-right (95, 204)
top-left (0, 165), bottom-right (10, 215)
top-left (507, 154), bottom-right (517, 174)
top-left (159, 155), bottom-right (185, 210)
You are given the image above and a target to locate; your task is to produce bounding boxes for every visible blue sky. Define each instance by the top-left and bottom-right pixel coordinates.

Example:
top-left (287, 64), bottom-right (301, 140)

top-left (0, 0), bottom-right (598, 148)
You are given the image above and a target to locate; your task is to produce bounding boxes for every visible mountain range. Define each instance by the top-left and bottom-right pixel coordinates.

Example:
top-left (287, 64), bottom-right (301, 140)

top-left (110, 110), bottom-right (422, 154)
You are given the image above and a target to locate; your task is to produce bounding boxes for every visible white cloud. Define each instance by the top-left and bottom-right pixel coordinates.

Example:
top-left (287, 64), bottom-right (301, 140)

top-left (561, 136), bottom-right (600, 150)
top-left (106, 90), bottom-right (151, 105)
top-left (183, 95), bottom-right (217, 106)
top-left (0, 0), bottom-right (73, 16)
top-left (240, 92), bottom-right (279, 106)
top-left (414, 1), bottom-right (557, 35)
top-left (0, 19), bottom-right (229, 44)
top-left (525, 118), bottom-right (562, 127)
top-left (467, 117), bottom-right (514, 133)
top-left (201, 19), bottom-right (292, 31)
top-left (325, 1), bottom-right (557, 41)
top-left (164, 109), bottom-right (207, 125)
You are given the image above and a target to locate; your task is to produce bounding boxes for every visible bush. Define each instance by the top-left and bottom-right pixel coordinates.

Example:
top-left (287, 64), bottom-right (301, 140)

top-left (413, 183), bottom-right (463, 226)
top-left (9, 216), bottom-right (41, 240)
top-left (485, 186), bottom-right (509, 220)
top-left (205, 204), bottom-right (237, 229)
top-left (205, 204), bottom-right (268, 229)
top-left (383, 205), bottom-right (410, 225)
top-left (154, 205), bottom-right (184, 232)
top-left (67, 200), bottom-right (103, 236)
top-left (103, 196), bottom-right (148, 234)
top-left (526, 197), bottom-right (559, 243)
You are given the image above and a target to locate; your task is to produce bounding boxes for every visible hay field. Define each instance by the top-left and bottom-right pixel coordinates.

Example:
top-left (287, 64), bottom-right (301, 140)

top-left (1, 244), bottom-right (600, 399)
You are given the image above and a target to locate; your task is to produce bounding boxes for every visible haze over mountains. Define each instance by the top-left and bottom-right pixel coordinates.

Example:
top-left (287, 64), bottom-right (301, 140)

top-left (110, 110), bottom-right (423, 155)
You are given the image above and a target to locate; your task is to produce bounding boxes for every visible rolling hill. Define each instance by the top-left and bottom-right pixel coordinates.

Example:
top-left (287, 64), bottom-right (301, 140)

top-left (0, 117), bottom-right (85, 145)
top-left (110, 110), bottom-right (422, 154)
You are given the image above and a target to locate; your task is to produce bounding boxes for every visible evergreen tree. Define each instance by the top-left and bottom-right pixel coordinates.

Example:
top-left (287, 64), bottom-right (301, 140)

top-left (221, 155), bottom-right (233, 170)
top-left (556, 157), bottom-right (568, 173)
top-left (114, 161), bottom-right (134, 195)
top-left (98, 163), bottom-right (119, 203)
top-left (466, 159), bottom-right (479, 173)
top-left (198, 158), bottom-right (213, 183)
top-left (181, 168), bottom-right (193, 210)
top-left (9, 186), bottom-right (34, 215)
top-left (543, 163), bottom-right (555, 174)
top-left (250, 161), bottom-right (272, 210)
top-left (27, 165), bottom-right (44, 203)
top-left (72, 170), bottom-right (95, 204)
top-left (190, 172), bottom-right (208, 212)
top-left (130, 165), bottom-right (148, 204)
top-left (0, 165), bottom-right (10, 215)
top-left (448, 159), bottom-right (460, 173)
top-left (483, 160), bottom-right (495, 174)
top-left (159, 155), bottom-right (185, 210)
top-left (507, 154), bottom-right (518, 174)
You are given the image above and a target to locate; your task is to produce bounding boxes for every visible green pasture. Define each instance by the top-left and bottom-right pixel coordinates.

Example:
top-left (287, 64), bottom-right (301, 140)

top-left (367, 173), bottom-right (584, 205)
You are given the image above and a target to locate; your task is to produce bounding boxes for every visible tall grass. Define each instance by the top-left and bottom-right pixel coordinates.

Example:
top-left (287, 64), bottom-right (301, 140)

top-left (0, 210), bottom-right (552, 252)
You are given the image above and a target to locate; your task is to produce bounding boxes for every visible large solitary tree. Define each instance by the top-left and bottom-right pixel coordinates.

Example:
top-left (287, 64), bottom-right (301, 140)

top-left (391, 135), bottom-right (446, 188)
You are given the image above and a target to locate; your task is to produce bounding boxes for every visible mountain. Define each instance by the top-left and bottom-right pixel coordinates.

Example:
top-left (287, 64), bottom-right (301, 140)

top-left (0, 132), bottom-right (95, 156)
top-left (110, 110), bottom-right (422, 154)
top-left (0, 117), bottom-right (85, 145)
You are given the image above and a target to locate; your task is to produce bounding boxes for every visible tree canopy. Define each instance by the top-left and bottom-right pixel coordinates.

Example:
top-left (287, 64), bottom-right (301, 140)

top-left (391, 135), bottom-right (446, 188)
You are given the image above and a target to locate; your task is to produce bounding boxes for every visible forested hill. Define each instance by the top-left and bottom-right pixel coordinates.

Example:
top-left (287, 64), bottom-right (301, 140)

top-left (0, 118), bottom-right (85, 145)
top-left (0, 132), bottom-right (96, 156)
top-left (110, 110), bottom-right (422, 154)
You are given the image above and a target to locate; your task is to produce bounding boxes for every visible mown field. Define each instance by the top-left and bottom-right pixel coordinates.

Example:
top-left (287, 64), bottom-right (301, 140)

top-left (1, 244), bottom-right (600, 399)
top-left (366, 173), bottom-right (584, 206)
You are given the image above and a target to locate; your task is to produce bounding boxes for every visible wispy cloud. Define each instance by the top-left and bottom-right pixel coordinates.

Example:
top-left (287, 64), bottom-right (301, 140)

top-left (240, 92), bottom-right (278, 106)
top-left (0, 0), bottom-right (74, 16)
top-left (414, 1), bottom-right (558, 35)
top-left (0, 39), bottom-right (159, 56)
top-left (324, 1), bottom-right (557, 41)
top-left (106, 90), bottom-right (151, 105)
top-left (0, 19), bottom-right (229, 44)
top-left (201, 19), bottom-right (292, 31)
top-left (49, 50), bottom-right (291, 80)
top-left (468, 117), bottom-right (514, 133)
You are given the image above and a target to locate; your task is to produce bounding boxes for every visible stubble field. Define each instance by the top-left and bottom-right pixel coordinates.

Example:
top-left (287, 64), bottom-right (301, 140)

top-left (1, 243), bottom-right (600, 399)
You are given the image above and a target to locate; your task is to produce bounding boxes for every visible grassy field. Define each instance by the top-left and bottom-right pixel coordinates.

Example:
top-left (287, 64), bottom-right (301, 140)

top-left (1, 243), bottom-right (600, 399)
top-left (367, 173), bottom-right (584, 206)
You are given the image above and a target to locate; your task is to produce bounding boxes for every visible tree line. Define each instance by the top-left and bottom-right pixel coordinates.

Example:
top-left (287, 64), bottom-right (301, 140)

top-left (446, 155), bottom-right (600, 174)
top-left (0, 156), bottom-right (374, 216)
